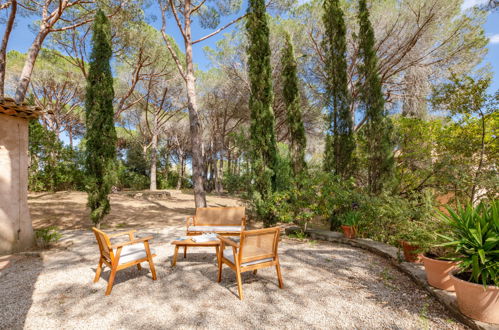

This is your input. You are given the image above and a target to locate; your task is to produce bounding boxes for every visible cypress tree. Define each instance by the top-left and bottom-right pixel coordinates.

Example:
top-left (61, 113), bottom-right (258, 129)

top-left (246, 0), bottom-right (278, 205)
top-left (84, 10), bottom-right (116, 226)
top-left (322, 0), bottom-right (355, 178)
top-left (281, 32), bottom-right (307, 176)
top-left (357, 0), bottom-right (393, 193)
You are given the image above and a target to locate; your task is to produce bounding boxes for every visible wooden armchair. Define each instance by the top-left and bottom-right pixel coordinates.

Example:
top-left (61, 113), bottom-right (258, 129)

top-left (92, 228), bottom-right (157, 295)
top-left (217, 227), bottom-right (283, 300)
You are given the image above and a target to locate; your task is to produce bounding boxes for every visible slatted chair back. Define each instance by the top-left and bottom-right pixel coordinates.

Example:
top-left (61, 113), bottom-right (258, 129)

top-left (239, 227), bottom-right (280, 265)
top-left (92, 227), bottom-right (114, 262)
top-left (195, 206), bottom-right (245, 226)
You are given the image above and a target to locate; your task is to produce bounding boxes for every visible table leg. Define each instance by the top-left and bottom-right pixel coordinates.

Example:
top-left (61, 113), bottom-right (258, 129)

top-left (172, 245), bottom-right (179, 267)
top-left (216, 245), bottom-right (221, 281)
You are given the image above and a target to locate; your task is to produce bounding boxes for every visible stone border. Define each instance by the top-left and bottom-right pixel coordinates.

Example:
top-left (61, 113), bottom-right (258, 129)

top-left (287, 227), bottom-right (498, 330)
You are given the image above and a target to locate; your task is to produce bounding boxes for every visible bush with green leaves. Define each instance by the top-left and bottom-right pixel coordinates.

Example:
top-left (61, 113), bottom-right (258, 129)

top-left (248, 190), bottom-right (294, 227)
top-left (222, 171), bottom-right (251, 194)
top-left (339, 210), bottom-right (360, 227)
top-left (28, 119), bottom-right (86, 192)
top-left (355, 190), bottom-right (435, 246)
top-left (438, 200), bottom-right (499, 286)
top-left (35, 226), bottom-right (63, 248)
top-left (157, 171), bottom-right (192, 189)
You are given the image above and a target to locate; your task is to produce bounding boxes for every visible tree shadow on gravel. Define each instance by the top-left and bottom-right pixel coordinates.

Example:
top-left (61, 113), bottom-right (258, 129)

top-left (282, 245), bottom-right (458, 326)
top-left (20, 239), bottom-right (461, 329)
top-left (0, 256), bottom-right (43, 329)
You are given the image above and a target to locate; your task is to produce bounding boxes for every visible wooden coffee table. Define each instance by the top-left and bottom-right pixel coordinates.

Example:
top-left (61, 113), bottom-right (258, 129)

top-left (170, 238), bottom-right (221, 266)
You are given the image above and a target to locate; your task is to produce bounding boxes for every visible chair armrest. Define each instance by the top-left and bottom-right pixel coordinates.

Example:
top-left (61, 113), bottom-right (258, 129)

top-left (111, 236), bottom-right (154, 249)
top-left (108, 230), bottom-right (137, 239)
top-left (218, 235), bottom-right (239, 248)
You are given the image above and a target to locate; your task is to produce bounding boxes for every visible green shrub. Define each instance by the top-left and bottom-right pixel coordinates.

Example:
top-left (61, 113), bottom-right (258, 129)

top-left (248, 190), bottom-right (294, 226)
top-left (223, 171), bottom-right (251, 194)
top-left (35, 226), bottom-right (62, 248)
top-left (356, 191), bottom-right (435, 246)
top-left (125, 172), bottom-right (150, 190)
top-left (339, 211), bottom-right (360, 226)
top-left (438, 200), bottom-right (499, 286)
top-left (157, 171), bottom-right (192, 189)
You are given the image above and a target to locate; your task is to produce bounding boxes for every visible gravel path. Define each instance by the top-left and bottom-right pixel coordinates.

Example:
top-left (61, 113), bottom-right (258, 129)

top-left (0, 227), bottom-right (467, 329)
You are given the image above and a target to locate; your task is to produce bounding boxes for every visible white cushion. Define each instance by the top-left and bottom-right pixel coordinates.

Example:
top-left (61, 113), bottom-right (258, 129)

top-left (188, 226), bottom-right (242, 232)
top-left (116, 244), bottom-right (156, 265)
top-left (222, 249), bottom-right (273, 267)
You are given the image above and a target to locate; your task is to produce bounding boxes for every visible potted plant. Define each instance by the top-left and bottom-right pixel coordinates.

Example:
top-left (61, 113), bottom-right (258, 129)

top-left (339, 211), bottom-right (360, 239)
top-left (438, 200), bottom-right (499, 324)
top-left (421, 246), bottom-right (459, 291)
top-left (396, 221), bottom-right (432, 263)
top-left (418, 217), bottom-right (459, 291)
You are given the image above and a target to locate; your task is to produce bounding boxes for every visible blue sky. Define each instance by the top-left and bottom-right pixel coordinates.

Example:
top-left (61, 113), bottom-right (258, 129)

top-left (2, 1), bottom-right (498, 90)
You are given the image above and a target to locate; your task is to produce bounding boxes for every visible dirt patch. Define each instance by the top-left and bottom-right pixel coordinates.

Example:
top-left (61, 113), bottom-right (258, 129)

top-left (28, 190), bottom-right (243, 230)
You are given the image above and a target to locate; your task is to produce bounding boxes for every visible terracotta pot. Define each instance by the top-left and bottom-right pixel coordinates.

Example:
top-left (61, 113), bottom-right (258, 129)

top-left (421, 255), bottom-right (458, 291)
top-left (400, 240), bottom-right (422, 263)
top-left (451, 273), bottom-right (499, 324)
top-left (341, 225), bottom-right (356, 239)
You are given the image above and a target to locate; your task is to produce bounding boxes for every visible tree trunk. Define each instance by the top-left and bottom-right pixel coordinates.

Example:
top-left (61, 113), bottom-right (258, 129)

top-left (213, 156), bottom-right (219, 193)
top-left (470, 112), bottom-right (486, 204)
top-left (0, 0), bottom-right (17, 97)
top-left (150, 133), bottom-right (158, 191)
top-left (184, 0), bottom-right (206, 207)
top-left (218, 153), bottom-right (224, 192)
top-left (15, 28), bottom-right (49, 103)
top-left (68, 129), bottom-right (73, 151)
top-left (176, 155), bottom-right (184, 190)
top-left (227, 149), bottom-right (232, 177)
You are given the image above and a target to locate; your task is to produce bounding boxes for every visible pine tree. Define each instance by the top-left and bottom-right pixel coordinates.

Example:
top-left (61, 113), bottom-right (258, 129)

top-left (357, 0), bottom-right (393, 193)
top-left (281, 32), bottom-right (307, 176)
top-left (84, 10), bottom-right (117, 226)
top-left (247, 0), bottom-right (278, 226)
top-left (322, 0), bottom-right (355, 178)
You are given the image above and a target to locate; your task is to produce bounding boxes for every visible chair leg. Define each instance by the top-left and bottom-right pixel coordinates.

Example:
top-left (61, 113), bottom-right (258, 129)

top-left (183, 246), bottom-right (187, 258)
top-left (218, 260), bottom-right (223, 283)
top-left (137, 263), bottom-right (142, 271)
top-left (253, 269), bottom-right (257, 275)
top-left (105, 266), bottom-right (118, 295)
top-left (276, 261), bottom-right (284, 289)
top-left (236, 268), bottom-right (244, 300)
top-left (148, 257), bottom-right (157, 281)
top-left (172, 245), bottom-right (179, 267)
top-left (94, 258), bottom-right (103, 283)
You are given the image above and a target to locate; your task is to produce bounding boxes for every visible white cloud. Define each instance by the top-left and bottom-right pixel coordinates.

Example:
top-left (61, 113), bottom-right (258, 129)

top-left (490, 34), bottom-right (499, 44)
top-left (461, 0), bottom-right (489, 10)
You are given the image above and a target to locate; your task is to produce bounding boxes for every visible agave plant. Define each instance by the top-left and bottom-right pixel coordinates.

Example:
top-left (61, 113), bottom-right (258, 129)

top-left (339, 210), bottom-right (360, 227)
top-left (437, 200), bottom-right (499, 287)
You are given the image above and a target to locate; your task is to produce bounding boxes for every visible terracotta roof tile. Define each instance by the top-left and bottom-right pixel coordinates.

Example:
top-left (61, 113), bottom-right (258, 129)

top-left (0, 97), bottom-right (44, 119)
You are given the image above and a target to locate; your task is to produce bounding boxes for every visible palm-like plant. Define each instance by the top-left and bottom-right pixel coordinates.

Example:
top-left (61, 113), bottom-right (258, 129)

top-left (339, 210), bottom-right (360, 227)
top-left (438, 200), bottom-right (499, 287)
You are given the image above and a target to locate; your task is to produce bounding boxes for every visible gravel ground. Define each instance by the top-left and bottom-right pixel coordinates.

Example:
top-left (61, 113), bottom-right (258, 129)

top-left (0, 227), bottom-right (468, 330)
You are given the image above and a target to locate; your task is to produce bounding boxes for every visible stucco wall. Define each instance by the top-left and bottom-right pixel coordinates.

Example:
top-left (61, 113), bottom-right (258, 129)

top-left (0, 114), bottom-right (34, 254)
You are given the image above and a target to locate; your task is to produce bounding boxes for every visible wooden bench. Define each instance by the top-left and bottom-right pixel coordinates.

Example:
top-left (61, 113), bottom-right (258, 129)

top-left (186, 206), bottom-right (246, 237)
